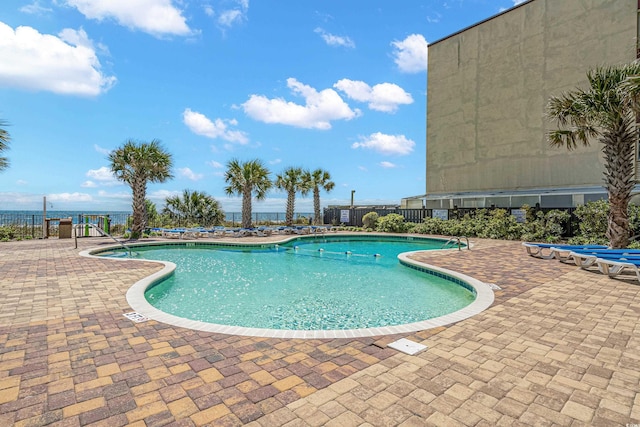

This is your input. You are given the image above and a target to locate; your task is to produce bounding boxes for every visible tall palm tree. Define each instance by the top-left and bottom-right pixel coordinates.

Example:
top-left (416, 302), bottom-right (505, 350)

top-left (275, 167), bottom-right (308, 226)
top-left (224, 159), bottom-right (272, 229)
top-left (547, 63), bottom-right (640, 248)
top-left (0, 120), bottom-right (11, 172)
top-left (163, 189), bottom-right (225, 227)
top-left (109, 140), bottom-right (173, 239)
top-left (303, 168), bottom-right (335, 225)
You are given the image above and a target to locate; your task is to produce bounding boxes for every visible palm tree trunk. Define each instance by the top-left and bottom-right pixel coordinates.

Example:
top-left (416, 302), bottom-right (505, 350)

top-left (602, 116), bottom-right (636, 248)
top-left (285, 191), bottom-right (295, 226)
top-left (313, 187), bottom-right (321, 225)
top-left (131, 176), bottom-right (147, 239)
top-left (242, 187), bottom-right (252, 229)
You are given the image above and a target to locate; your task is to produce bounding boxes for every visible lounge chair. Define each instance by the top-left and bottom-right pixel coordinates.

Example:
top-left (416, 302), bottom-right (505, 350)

top-left (294, 226), bottom-right (310, 235)
top-left (182, 229), bottom-right (199, 240)
top-left (567, 249), bottom-right (640, 268)
top-left (232, 228), bottom-right (253, 237)
top-left (194, 228), bottom-right (209, 238)
top-left (162, 229), bottom-right (182, 239)
top-left (593, 257), bottom-right (640, 281)
top-left (522, 242), bottom-right (608, 260)
top-left (208, 226), bottom-right (226, 238)
top-left (254, 226), bottom-right (272, 237)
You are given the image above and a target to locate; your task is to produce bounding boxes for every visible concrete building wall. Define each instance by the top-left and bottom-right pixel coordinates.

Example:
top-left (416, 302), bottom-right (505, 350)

top-left (426, 0), bottom-right (637, 196)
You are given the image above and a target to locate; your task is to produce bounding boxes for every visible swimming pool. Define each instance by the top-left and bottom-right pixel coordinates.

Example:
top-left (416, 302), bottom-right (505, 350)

top-left (85, 234), bottom-right (494, 338)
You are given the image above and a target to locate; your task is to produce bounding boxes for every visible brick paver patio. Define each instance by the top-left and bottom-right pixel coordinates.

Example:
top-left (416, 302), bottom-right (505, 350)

top-left (0, 234), bottom-right (639, 426)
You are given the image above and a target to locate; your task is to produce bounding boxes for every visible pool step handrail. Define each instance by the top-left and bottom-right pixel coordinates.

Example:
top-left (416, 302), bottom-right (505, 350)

top-left (74, 223), bottom-right (134, 256)
top-left (442, 236), bottom-right (470, 251)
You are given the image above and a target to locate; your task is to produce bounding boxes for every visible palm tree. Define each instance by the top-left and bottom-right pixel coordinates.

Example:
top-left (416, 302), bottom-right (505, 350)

top-left (163, 189), bottom-right (225, 227)
top-left (224, 159), bottom-right (272, 229)
top-left (303, 168), bottom-right (335, 225)
top-left (0, 120), bottom-right (11, 172)
top-left (275, 167), bottom-right (308, 226)
top-left (109, 140), bottom-right (173, 239)
top-left (146, 199), bottom-right (160, 227)
top-left (547, 63), bottom-right (640, 248)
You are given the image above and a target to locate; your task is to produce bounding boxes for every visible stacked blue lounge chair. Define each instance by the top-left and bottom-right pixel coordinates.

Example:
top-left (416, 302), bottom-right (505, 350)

top-left (524, 242), bottom-right (640, 283)
top-left (522, 242), bottom-right (608, 260)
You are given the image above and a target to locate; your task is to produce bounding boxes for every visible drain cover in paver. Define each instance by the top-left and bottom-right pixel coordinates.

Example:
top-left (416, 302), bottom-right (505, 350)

top-left (123, 312), bottom-right (149, 322)
top-left (388, 338), bottom-right (427, 355)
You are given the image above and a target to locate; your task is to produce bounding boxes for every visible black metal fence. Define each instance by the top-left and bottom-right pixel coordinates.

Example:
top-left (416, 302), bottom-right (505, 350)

top-left (323, 206), bottom-right (578, 237)
top-left (0, 211), bottom-right (316, 240)
top-left (0, 213), bottom-right (129, 240)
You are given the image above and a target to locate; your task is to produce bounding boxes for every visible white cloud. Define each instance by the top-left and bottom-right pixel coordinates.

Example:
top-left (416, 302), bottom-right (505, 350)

top-left (269, 158), bottom-right (282, 165)
top-left (48, 192), bottom-right (93, 202)
top-left (148, 189), bottom-right (180, 200)
top-left (352, 132), bottom-right (415, 155)
top-left (85, 166), bottom-right (121, 186)
top-left (16, 180), bottom-right (28, 185)
top-left (94, 144), bottom-right (111, 155)
top-left (178, 167), bottom-right (204, 181)
top-left (97, 189), bottom-right (134, 201)
top-left (0, 192), bottom-right (42, 206)
top-left (242, 78), bottom-right (360, 130)
top-left (500, 1), bottom-right (527, 14)
top-left (379, 161), bottom-right (396, 168)
top-left (211, 0), bottom-right (249, 29)
top-left (63, 0), bottom-right (191, 37)
top-left (183, 108), bottom-right (249, 144)
top-left (0, 22), bottom-right (116, 96)
top-left (81, 181), bottom-right (97, 188)
top-left (426, 13), bottom-right (441, 23)
top-left (20, 1), bottom-right (53, 15)
top-left (207, 160), bottom-right (223, 168)
top-left (218, 10), bottom-right (242, 27)
top-left (334, 79), bottom-right (413, 113)
top-left (314, 28), bottom-right (355, 48)
top-left (391, 34), bottom-right (428, 73)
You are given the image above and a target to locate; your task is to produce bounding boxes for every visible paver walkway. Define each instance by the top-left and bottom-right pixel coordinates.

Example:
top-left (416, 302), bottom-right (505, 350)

top-left (0, 235), bottom-right (638, 426)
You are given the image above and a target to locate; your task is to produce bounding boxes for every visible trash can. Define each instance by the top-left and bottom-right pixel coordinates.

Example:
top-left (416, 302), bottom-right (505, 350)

top-left (59, 218), bottom-right (72, 239)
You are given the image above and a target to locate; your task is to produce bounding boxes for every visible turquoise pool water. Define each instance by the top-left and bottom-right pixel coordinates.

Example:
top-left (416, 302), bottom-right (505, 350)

top-left (112, 236), bottom-right (475, 330)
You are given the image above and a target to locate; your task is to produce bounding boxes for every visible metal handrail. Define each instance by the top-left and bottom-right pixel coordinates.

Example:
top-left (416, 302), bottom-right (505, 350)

top-left (442, 235), bottom-right (470, 251)
top-left (74, 223), bottom-right (133, 256)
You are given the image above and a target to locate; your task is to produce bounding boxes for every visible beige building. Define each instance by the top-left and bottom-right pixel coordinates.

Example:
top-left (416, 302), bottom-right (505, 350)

top-left (405, 0), bottom-right (639, 209)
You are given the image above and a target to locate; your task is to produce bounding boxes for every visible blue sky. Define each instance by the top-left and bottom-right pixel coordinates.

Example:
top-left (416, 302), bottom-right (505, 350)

top-left (0, 0), bottom-right (524, 212)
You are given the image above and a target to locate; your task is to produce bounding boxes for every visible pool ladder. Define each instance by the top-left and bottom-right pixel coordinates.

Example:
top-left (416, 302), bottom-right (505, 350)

top-left (443, 236), bottom-right (470, 251)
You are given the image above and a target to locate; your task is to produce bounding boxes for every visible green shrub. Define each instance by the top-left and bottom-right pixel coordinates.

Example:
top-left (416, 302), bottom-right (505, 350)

top-left (628, 240), bottom-right (640, 249)
top-left (629, 204), bottom-right (640, 238)
top-left (411, 217), bottom-right (446, 235)
top-left (376, 213), bottom-right (408, 233)
top-left (0, 226), bottom-right (17, 241)
top-left (473, 209), bottom-right (524, 240)
top-left (567, 200), bottom-right (609, 245)
top-left (407, 217), bottom-right (445, 234)
top-left (362, 212), bottom-right (379, 230)
top-left (521, 205), bottom-right (570, 243)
